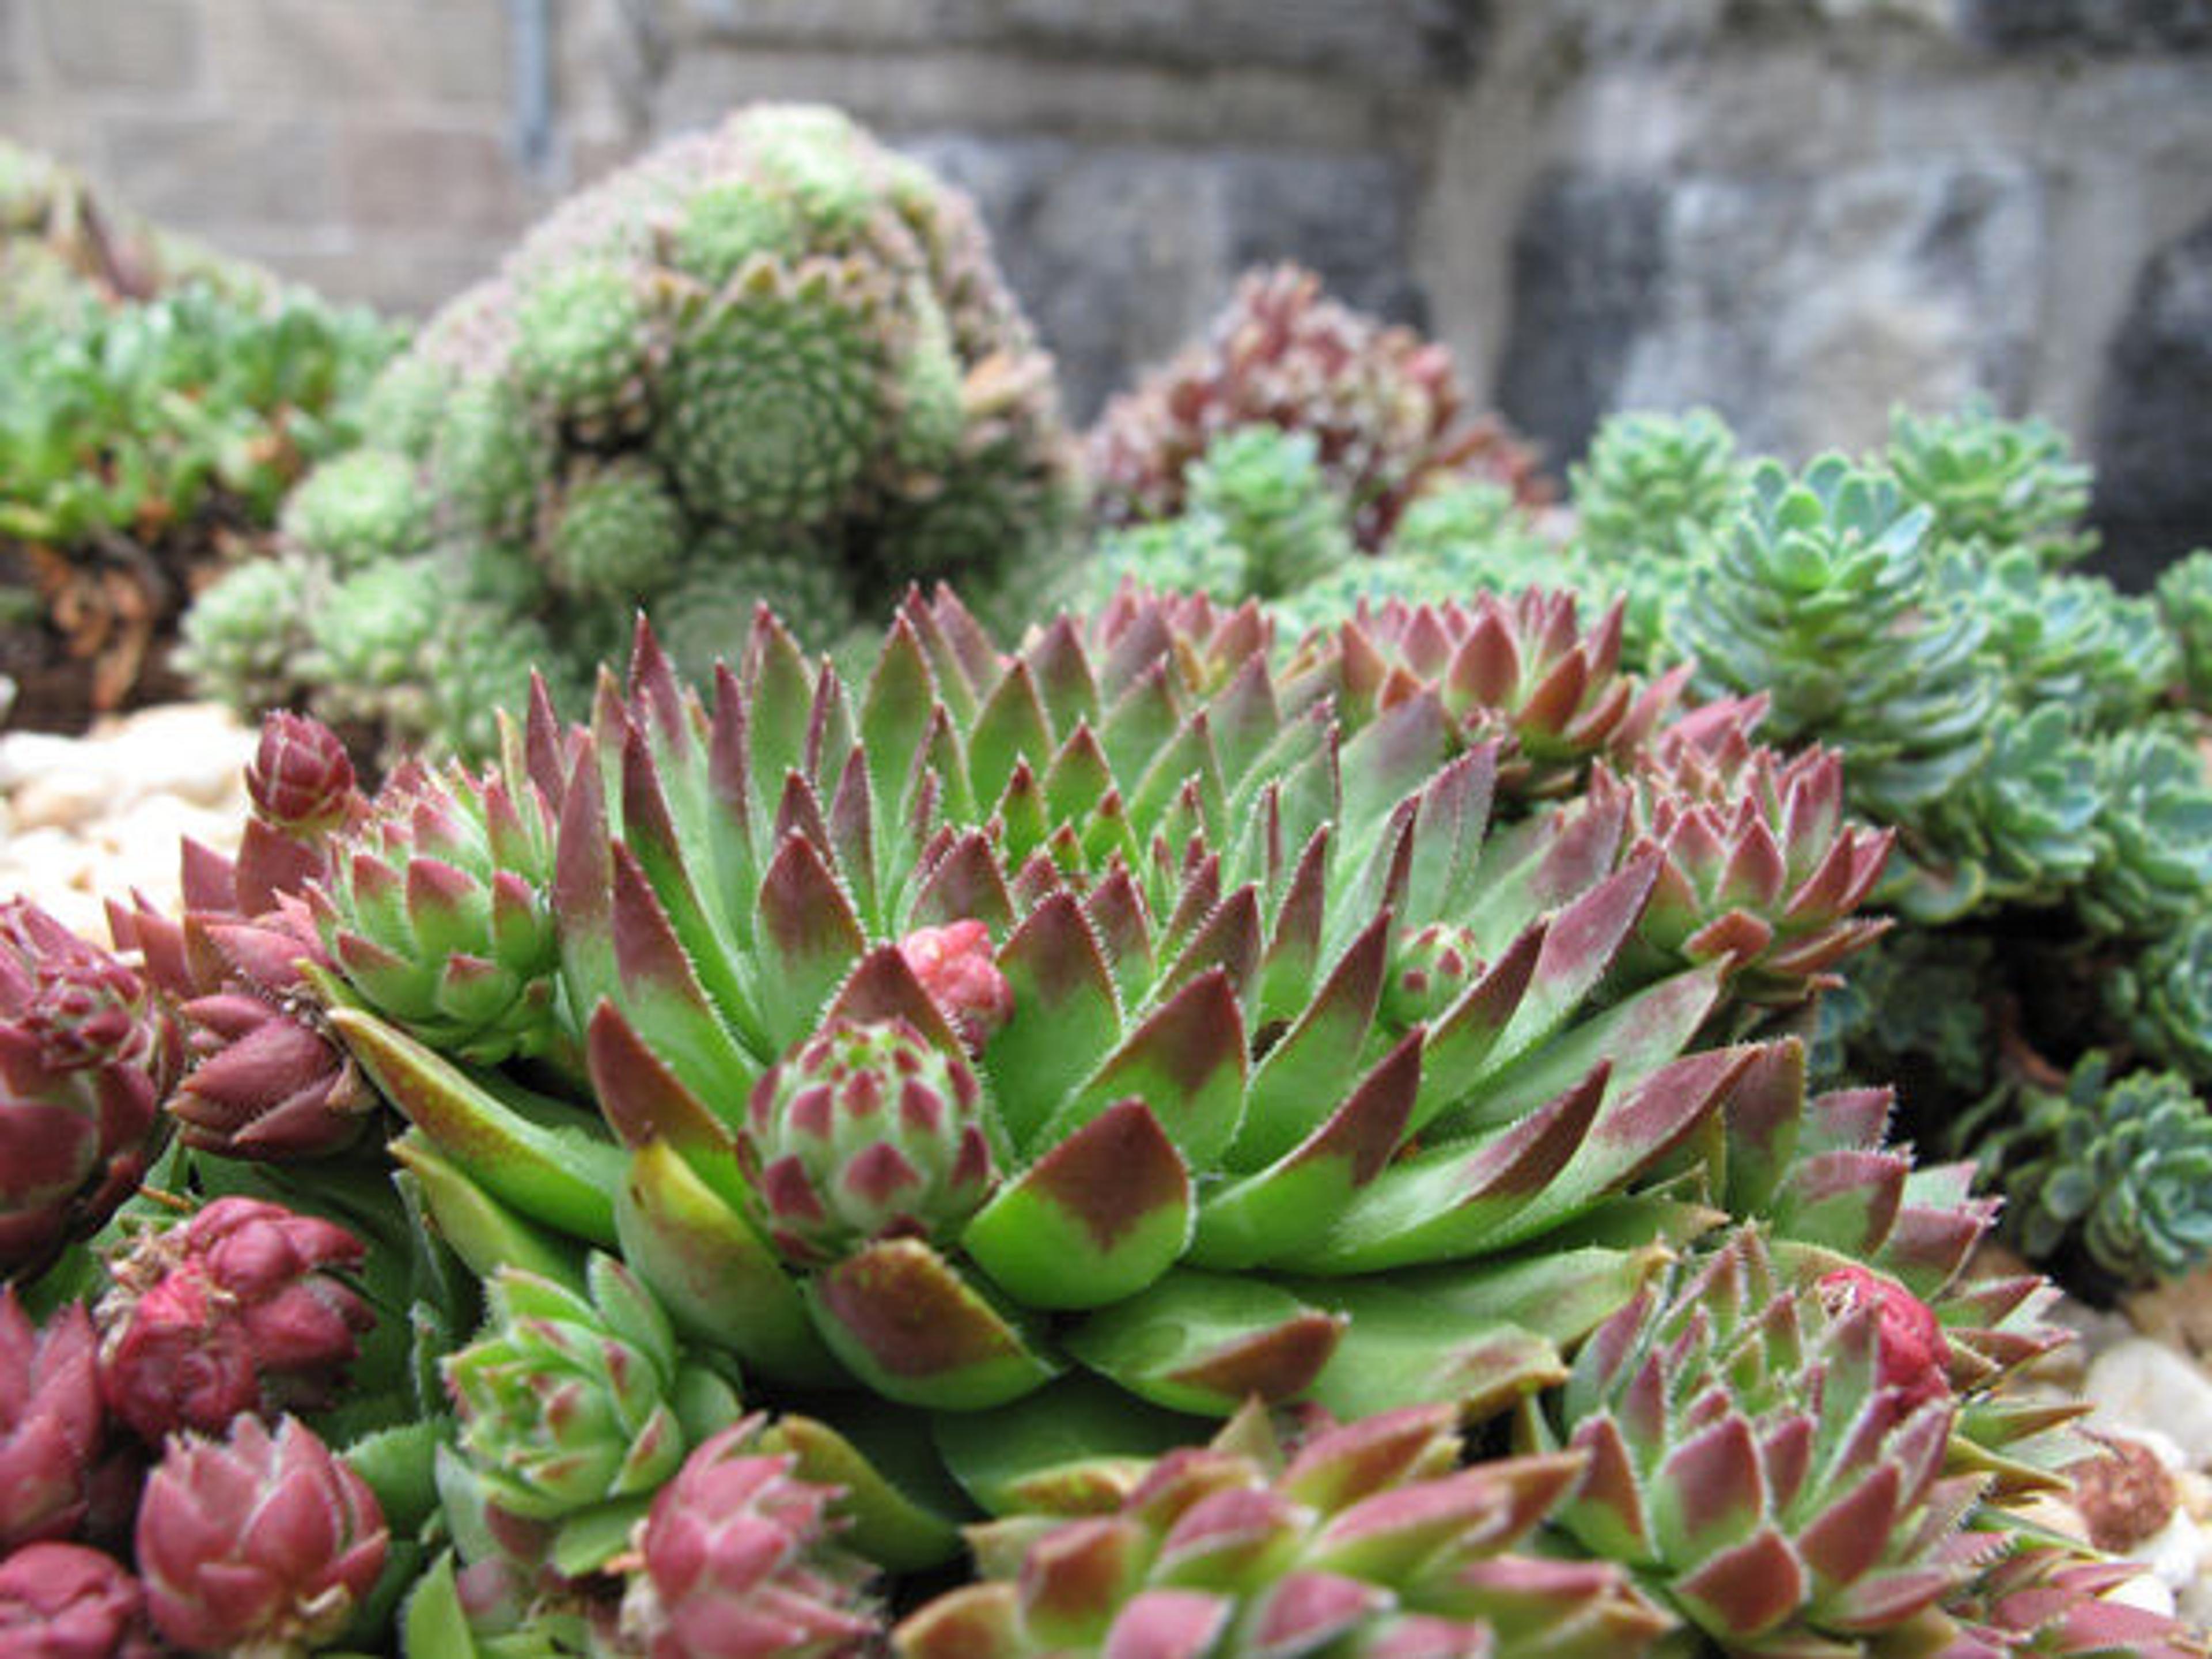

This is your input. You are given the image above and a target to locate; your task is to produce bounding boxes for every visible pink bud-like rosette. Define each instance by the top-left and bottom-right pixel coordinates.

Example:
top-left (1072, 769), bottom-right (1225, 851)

top-left (0, 1541), bottom-right (156, 1659)
top-left (99, 1198), bottom-right (371, 1444)
top-left (1819, 1263), bottom-right (1952, 1415)
top-left (896, 921), bottom-right (1013, 1053)
top-left (624, 1416), bottom-right (877, 1659)
top-left (0, 901), bottom-right (177, 1277)
top-left (0, 1293), bottom-right (104, 1554)
top-left (246, 712), bottom-right (359, 838)
top-left (135, 1415), bottom-right (387, 1654)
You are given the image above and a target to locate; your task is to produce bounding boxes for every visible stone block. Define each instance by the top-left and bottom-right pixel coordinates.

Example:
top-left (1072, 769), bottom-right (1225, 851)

top-left (1497, 160), bottom-right (2045, 465)
top-left (1962, 0), bottom-right (2212, 51)
top-left (661, 0), bottom-right (1491, 82)
top-left (96, 115), bottom-right (335, 228)
top-left (992, 0), bottom-right (1490, 85)
top-left (908, 135), bottom-right (1421, 419)
top-left (0, 0), bottom-right (23, 89)
top-left (1495, 172), bottom-right (1669, 467)
top-left (32, 0), bottom-right (202, 93)
top-left (207, 0), bottom-right (510, 107)
top-left (2094, 213), bottom-right (2212, 586)
top-left (338, 122), bottom-right (530, 235)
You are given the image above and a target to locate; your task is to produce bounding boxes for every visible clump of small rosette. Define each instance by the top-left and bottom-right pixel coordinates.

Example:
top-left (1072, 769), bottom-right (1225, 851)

top-left (0, 899), bottom-right (179, 1278)
top-left (135, 1414), bottom-right (388, 1654)
top-left (616, 1414), bottom-right (880, 1658)
top-left (96, 1196), bottom-right (373, 1444)
top-left (0, 1541), bottom-right (157, 1657)
top-left (741, 1017), bottom-right (997, 1268)
top-left (899, 1398), bottom-right (1670, 1657)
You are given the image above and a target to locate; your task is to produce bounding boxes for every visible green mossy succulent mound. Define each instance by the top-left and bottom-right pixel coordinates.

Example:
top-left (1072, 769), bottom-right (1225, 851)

top-left (188, 102), bottom-right (1080, 759)
top-left (0, 216), bottom-right (398, 722)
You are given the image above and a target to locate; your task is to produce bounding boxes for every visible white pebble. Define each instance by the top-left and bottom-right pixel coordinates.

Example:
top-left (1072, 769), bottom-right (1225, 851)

top-left (2110, 1566), bottom-right (2181, 1619)
top-left (11, 768), bottom-right (114, 832)
top-left (2085, 1339), bottom-right (2212, 1471)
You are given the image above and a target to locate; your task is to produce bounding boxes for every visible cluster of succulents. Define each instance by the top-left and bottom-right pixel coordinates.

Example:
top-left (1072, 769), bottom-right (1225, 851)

top-left (3, 91), bottom-right (2206, 1652)
top-left (1573, 405), bottom-right (2212, 1291)
top-left (0, 208), bottom-right (399, 722)
top-left (0, 565), bottom-right (2194, 1653)
top-left (0, 138), bottom-right (279, 329)
top-left (1078, 264), bottom-right (1563, 634)
top-left (182, 103), bottom-right (1080, 762)
top-left (1347, 395), bottom-right (2211, 1294)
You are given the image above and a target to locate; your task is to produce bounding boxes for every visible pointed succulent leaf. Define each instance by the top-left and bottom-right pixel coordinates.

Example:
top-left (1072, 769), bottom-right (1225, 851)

top-left (1063, 1270), bottom-right (1344, 1415)
top-left (805, 1237), bottom-right (1061, 1410)
top-left (330, 1006), bottom-right (622, 1245)
top-left (964, 1098), bottom-right (1194, 1309)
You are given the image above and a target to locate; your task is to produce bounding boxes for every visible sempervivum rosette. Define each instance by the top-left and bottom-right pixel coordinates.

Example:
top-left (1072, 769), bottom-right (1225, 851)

top-left (741, 1017), bottom-right (996, 1267)
top-left (136, 1415), bottom-right (387, 1655)
top-left (1089, 263), bottom-right (1550, 552)
top-left (310, 743), bottom-right (564, 1068)
top-left (0, 1290), bottom-right (105, 1553)
top-left (616, 1415), bottom-right (881, 1659)
top-left (1290, 590), bottom-right (1689, 800)
top-left (899, 1399), bottom-right (1669, 1658)
top-left (324, 584), bottom-right (1924, 1541)
top-left (0, 899), bottom-right (179, 1279)
top-left (0, 1542), bottom-right (157, 1657)
top-left (1614, 697), bottom-right (1892, 1006)
top-left (441, 1253), bottom-right (744, 1574)
top-left (107, 709), bottom-right (381, 1161)
top-left (1525, 1229), bottom-right (1991, 1655)
top-left (96, 1196), bottom-right (373, 1444)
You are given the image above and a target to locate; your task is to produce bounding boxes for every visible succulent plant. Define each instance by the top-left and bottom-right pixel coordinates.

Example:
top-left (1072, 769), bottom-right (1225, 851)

top-left (233, 102), bottom-right (1077, 760)
top-left (541, 456), bottom-right (688, 600)
top-left (298, 555), bottom-right (446, 725)
top-left (1672, 456), bottom-right (1998, 826)
top-left (1091, 263), bottom-right (1548, 553)
top-left (321, 586), bottom-right (1931, 1552)
top-left (2076, 726), bottom-right (2212, 940)
top-left (1, 271), bottom-right (399, 720)
top-left (2108, 906), bottom-right (2212, 1082)
top-left (652, 533), bottom-right (862, 687)
top-left (0, 899), bottom-right (180, 1279)
top-left (135, 1414), bottom-right (388, 1654)
top-left (309, 749), bottom-right (563, 1068)
top-left (1936, 1541), bottom-right (2210, 1656)
top-left (442, 1253), bottom-right (743, 1573)
top-left (106, 745), bottom-right (380, 1162)
top-left (95, 1196), bottom-right (373, 1444)
top-left (0, 1541), bottom-right (156, 1658)
top-left (1075, 426), bottom-right (1358, 612)
top-left (742, 1017), bottom-right (997, 1267)
top-left (0, 1291), bottom-right (105, 1552)
top-left (278, 448), bottom-right (434, 574)
top-left (1918, 702), bottom-right (2105, 916)
top-left (172, 554), bottom-right (316, 714)
top-left (1615, 700), bottom-right (1893, 1005)
top-left (1569, 406), bottom-right (1745, 570)
top-left (616, 1415), bottom-right (880, 1659)
top-left (1935, 544), bottom-right (2176, 728)
top-left (1886, 397), bottom-right (2097, 569)
top-left (1181, 425), bottom-right (1354, 597)
top-left (1972, 1053), bottom-right (2212, 1287)
top-left (1527, 1228), bottom-right (1988, 1654)
top-left (1081, 517), bottom-right (1252, 609)
top-left (1292, 589), bottom-right (1687, 799)
top-left (899, 1397), bottom-right (1671, 1658)
top-left (2155, 548), bottom-right (2212, 708)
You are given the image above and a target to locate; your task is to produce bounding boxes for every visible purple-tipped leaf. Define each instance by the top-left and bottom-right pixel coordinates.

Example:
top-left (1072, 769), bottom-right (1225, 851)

top-left (963, 1099), bottom-right (1194, 1310)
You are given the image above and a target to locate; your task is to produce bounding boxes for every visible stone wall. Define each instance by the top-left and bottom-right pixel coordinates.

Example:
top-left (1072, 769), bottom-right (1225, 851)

top-left (2, 0), bottom-right (2208, 577)
top-left (0, 0), bottom-right (630, 309)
